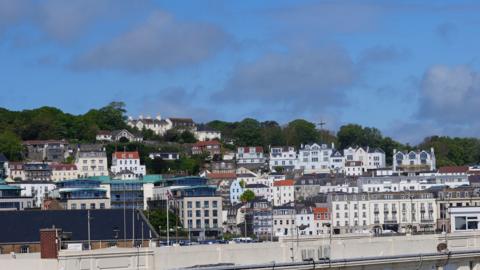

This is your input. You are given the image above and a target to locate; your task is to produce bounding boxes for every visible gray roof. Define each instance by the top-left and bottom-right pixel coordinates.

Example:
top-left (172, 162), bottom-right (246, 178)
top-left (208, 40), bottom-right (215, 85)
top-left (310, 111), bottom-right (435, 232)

top-left (0, 153), bottom-right (7, 163)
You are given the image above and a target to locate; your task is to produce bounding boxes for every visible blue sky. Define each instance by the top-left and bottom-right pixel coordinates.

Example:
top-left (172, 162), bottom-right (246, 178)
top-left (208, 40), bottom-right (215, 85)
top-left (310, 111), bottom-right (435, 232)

top-left (1, 0), bottom-right (480, 144)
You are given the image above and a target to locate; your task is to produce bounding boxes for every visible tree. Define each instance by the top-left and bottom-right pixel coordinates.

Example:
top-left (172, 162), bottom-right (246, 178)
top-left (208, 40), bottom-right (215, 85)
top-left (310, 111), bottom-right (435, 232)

top-left (283, 119), bottom-right (319, 147)
top-left (240, 190), bottom-right (255, 203)
top-left (0, 131), bottom-right (23, 161)
top-left (145, 209), bottom-right (182, 235)
top-left (233, 118), bottom-right (263, 146)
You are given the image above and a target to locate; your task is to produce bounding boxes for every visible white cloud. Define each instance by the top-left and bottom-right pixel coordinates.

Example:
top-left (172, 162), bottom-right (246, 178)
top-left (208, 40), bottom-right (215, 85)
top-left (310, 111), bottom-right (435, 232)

top-left (71, 10), bottom-right (231, 72)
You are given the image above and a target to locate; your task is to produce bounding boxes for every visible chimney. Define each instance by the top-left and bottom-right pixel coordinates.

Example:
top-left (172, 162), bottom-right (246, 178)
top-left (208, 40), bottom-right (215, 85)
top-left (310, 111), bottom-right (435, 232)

top-left (40, 228), bottom-right (61, 259)
top-left (156, 114), bottom-right (162, 120)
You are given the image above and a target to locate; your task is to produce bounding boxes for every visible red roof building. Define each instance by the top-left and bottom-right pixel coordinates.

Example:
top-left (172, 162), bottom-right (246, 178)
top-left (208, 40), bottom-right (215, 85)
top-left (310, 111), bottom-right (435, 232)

top-left (273, 179), bottom-right (295, 187)
top-left (192, 140), bottom-right (221, 156)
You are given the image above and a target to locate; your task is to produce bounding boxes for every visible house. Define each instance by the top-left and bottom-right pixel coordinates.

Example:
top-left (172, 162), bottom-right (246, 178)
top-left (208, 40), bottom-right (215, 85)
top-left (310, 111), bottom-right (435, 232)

top-left (236, 146), bottom-right (266, 171)
top-left (244, 199), bottom-right (272, 239)
top-left (54, 179), bottom-right (110, 210)
top-left (269, 146), bottom-right (297, 172)
top-left (273, 204), bottom-right (296, 237)
top-left (10, 181), bottom-right (56, 207)
top-left (75, 145), bottom-right (109, 178)
top-left (357, 174), bottom-right (469, 193)
top-left (194, 125), bottom-right (221, 141)
top-left (438, 166), bottom-right (469, 176)
top-left (345, 161), bottom-right (364, 176)
top-left (127, 115), bottom-right (172, 136)
top-left (96, 129), bottom-right (143, 142)
top-left (23, 140), bottom-right (70, 163)
top-left (50, 163), bottom-right (78, 181)
top-left (110, 151), bottom-right (146, 177)
top-left (330, 150), bottom-right (345, 173)
top-left (6, 161), bottom-right (25, 180)
top-left (329, 191), bottom-right (437, 234)
top-left (343, 146), bottom-right (386, 173)
top-left (296, 143), bottom-right (334, 174)
top-left (295, 206), bottom-right (316, 236)
top-left (169, 118), bottom-right (196, 131)
top-left (313, 207), bottom-right (331, 235)
top-left (0, 209), bottom-right (158, 253)
top-left (294, 175), bottom-right (357, 201)
top-left (210, 160), bottom-right (236, 174)
top-left (393, 148), bottom-right (436, 172)
top-left (191, 140), bottom-right (221, 156)
top-left (273, 179), bottom-right (295, 206)
top-left (23, 163), bottom-right (52, 181)
top-left (0, 181), bottom-right (35, 210)
top-left (245, 183), bottom-right (271, 201)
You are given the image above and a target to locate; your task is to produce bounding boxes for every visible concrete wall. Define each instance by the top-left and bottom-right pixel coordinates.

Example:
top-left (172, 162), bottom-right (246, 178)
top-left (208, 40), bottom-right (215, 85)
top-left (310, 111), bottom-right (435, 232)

top-left (8, 232), bottom-right (480, 270)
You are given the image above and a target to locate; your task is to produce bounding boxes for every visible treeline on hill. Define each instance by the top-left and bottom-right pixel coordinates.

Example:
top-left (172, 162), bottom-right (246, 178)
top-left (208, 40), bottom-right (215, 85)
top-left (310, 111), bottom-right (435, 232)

top-left (0, 103), bottom-right (480, 168)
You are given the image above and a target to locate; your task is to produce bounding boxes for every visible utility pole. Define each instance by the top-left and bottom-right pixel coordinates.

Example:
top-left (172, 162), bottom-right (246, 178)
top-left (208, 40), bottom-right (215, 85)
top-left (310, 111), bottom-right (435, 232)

top-left (87, 210), bottom-right (91, 250)
top-left (123, 181), bottom-right (126, 246)
top-left (317, 119), bottom-right (326, 143)
top-left (132, 201), bottom-right (135, 247)
top-left (166, 196), bottom-right (170, 245)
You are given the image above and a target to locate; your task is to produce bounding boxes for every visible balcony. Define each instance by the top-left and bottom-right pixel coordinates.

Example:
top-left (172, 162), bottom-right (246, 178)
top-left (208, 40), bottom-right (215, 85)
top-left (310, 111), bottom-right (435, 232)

top-left (384, 219), bottom-right (398, 224)
top-left (374, 219), bottom-right (380, 224)
top-left (421, 218), bottom-right (434, 223)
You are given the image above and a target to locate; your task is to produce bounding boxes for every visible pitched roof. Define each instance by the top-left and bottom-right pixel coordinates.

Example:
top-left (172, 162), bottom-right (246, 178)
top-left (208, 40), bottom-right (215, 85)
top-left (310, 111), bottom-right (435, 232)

top-left (439, 166), bottom-right (469, 174)
top-left (273, 179), bottom-right (295, 187)
top-left (313, 207), bottom-right (329, 214)
top-left (113, 151), bottom-right (140, 159)
top-left (245, 183), bottom-right (269, 189)
top-left (0, 153), bottom-right (7, 162)
top-left (50, 163), bottom-right (77, 171)
top-left (193, 140), bottom-right (221, 147)
top-left (0, 209), bottom-right (158, 243)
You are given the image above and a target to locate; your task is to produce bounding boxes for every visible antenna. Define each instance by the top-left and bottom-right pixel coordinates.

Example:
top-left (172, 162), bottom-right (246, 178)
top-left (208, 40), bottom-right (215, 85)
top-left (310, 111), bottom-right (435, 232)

top-left (317, 119), bottom-right (326, 144)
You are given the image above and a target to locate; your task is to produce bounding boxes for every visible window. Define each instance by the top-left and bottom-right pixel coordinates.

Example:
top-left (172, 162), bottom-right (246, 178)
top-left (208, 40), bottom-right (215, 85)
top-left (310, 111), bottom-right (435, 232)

top-left (204, 201), bottom-right (209, 208)
top-left (196, 210), bottom-right (201, 217)
top-left (20, 245), bottom-right (29, 253)
top-left (187, 201), bottom-right (192, 208)
top-left (213, 210), bottom-right (218, 217)
top-left (204, 210), bottom-right (209, 217)
top-left (71, 203), bottom-right (77, 210)
top-left (100, 203), bottom-right (105, 209)
top-left (81, 203), bottom-right (86, 209)
top-left (188, 210), bottom-right (193, 217)
top-left (195, 201), bottom-right (201, 208)
top-left (212, 201), bottom-right (218, 208)
top-left (90, 203), bottom-right (96, 209)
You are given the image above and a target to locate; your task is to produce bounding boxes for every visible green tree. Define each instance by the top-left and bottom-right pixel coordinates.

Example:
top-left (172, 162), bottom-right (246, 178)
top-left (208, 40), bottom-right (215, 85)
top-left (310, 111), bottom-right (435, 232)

top-left (233, 118), bottom-right (263, 146)
top-left (283, 119), bottom-right (319, 147)
top-left (0, 131), bottom-right (23, 161)
top-left (145, 209), bottom-right (182, 235)
top-left (240, 190), bottom-right (255, 203)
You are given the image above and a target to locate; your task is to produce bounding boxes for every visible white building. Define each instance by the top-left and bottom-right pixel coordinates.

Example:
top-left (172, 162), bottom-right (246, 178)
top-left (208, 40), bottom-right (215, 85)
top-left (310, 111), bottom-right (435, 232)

top-left (269, 146), bottom-right (297, 172)
top-left (229, 179), bottom-right (245, 204)
top-left (357, 174), bottom-right (469, 193)
top-left (295, 143), bottom-right (334, 174)
top-left (10, 181), bottom-right (56, 207)
top-left (110, 151), bottom-right (146, 177)
top-left (393, 148), bottom-right (436, 172)
top-left (194, 126), bottom-right (221, 141)
top-left (330, 191), bottom-right (437, 234)
top-left (273, 179), bottom-right (295, 206)
top-left (295, 207), bottom-right (316, 236)
top-left (273, 204), bottom-right (296, 237)
top-left (50, 163), bottom-right (78, 181)
top-left (127, 115), bottom-right (172, 136)
top-left (236, 146), bottom-right (266, 169)
top-left (75, 147), bottom-right (109, 178)
top-left (449, 207), bottom-right (480, 232)
top-left (345, 161), bottom-right (364, 176)
top-left (343, 147), bottom-right (386, 173)
top-left (245, 183), bottom-right (271, 201)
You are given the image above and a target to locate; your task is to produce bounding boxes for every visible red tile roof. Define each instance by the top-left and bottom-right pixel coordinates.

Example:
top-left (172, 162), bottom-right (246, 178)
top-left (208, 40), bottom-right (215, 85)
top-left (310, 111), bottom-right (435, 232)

top-left (439, 166), bottom-right (469, 174)
top-left (113, 151), bottom-right (140, 159)
top-left (51, 163), bottom-right (77, 171)
top-left (313, 207), bottom-right (329, 214)
top-left (193, 140), bottom-right (221, 147)
top-left (273, 179), bottom-right (295, 187)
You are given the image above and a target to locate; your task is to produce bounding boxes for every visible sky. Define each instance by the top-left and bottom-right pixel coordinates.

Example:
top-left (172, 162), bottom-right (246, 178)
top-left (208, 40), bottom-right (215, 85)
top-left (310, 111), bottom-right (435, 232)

top-left (1, 0), bottom-right (480, 144)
